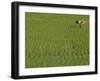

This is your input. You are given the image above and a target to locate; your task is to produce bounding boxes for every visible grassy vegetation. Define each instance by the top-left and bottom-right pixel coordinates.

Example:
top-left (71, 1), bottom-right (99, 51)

top-left (25, 12), bottom-right (89, 68)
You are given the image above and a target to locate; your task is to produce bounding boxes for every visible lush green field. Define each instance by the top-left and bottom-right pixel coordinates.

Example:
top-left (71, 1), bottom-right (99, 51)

top-left (25, 12), bottom-right (89, 68)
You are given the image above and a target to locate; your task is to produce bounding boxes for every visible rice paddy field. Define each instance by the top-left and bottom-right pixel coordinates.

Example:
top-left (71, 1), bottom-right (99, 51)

top-left (25, 12), bottom-right (89, 68)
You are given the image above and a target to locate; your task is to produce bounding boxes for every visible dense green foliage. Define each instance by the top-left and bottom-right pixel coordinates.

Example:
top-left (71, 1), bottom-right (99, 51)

top-left (25, 12), bottom-right (89, 68)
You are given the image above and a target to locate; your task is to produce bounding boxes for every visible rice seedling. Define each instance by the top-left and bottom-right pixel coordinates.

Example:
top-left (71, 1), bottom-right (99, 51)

top-left (25, 12), bottom-right (89, 68)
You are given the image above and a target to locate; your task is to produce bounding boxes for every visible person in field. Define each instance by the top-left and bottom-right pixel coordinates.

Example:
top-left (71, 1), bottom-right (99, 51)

top-left (76, 20), bottom-right (85, 28)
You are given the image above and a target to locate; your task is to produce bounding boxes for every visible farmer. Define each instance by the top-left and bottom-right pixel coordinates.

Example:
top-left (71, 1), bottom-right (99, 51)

top-left (76, 20), bottom-right (85, 28)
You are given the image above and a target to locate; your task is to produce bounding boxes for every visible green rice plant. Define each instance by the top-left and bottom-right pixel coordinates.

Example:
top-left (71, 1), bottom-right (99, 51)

top-left (25, 12), bottom-right (89, 68)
